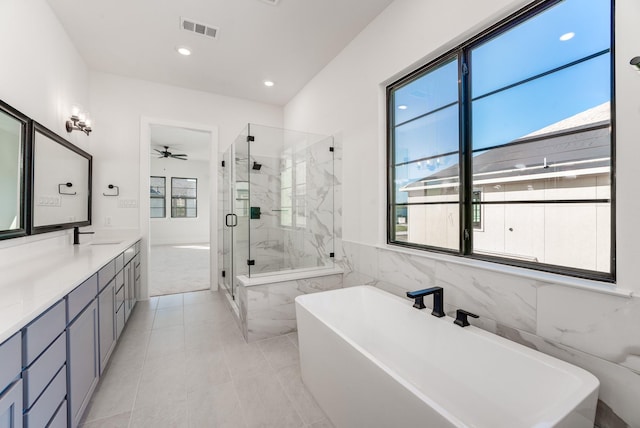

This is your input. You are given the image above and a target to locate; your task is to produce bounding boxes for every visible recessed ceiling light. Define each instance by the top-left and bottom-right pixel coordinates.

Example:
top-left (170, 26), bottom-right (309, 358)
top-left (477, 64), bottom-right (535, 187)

top-left (398, 105), bottom-right (408, 110)
top-left (559, 32), bottom-right (575, 41)
top-left (176, 46), bottom-right (192, 56)
top-left (264, 80), bottom-right (275, 87)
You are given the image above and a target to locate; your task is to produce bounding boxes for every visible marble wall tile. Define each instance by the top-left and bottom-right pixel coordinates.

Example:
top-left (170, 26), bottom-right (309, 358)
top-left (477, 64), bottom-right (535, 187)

top-left (434, 260), bottom-right (538, 333)
top-left (537, 285), bottom-right (640, 372)
top-left (493, 324), bottom-right (639, 428)
top-left (377, 248), bottom-right (437, 291)
top-left (242, 273), bottom-right (343, 342)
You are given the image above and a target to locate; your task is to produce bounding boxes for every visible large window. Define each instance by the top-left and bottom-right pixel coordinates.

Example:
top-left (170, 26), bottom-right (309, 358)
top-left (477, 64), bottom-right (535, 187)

top-left (171, 177), bottom-right (197, 218)
top-left (150, 176), bottom-right (166, 218)
top-left (388, 0), bottom-right (614, 281)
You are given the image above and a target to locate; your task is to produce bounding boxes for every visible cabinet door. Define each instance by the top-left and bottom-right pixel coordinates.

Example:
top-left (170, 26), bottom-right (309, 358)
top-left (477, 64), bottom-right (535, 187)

top-left (0, 379), bottom-right (22, 428)
top-left (98, 280), bottom-right (116, 375)
top-left (67, 300), bottom-right (99, 428)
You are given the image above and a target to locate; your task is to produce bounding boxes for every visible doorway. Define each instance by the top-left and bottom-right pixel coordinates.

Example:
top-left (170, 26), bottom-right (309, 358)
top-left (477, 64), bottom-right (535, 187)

top-left (144, 122), bottom-right (216, 297)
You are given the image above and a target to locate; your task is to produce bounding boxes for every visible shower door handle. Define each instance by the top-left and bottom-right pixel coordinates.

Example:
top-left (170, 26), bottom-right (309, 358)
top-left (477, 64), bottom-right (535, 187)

top-left (226, 213), bottom-right (238, 227)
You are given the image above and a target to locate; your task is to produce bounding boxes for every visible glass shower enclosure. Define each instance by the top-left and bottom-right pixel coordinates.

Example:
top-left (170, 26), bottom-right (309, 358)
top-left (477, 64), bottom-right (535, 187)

top-left (221, 124), bottom-right (335, 300)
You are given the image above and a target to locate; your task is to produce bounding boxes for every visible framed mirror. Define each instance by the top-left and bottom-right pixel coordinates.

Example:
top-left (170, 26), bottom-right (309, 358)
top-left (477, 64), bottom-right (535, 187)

top-left (31, 122), bottom-right (92, 234)
top-left (0, 100), bottom-right (29, 240)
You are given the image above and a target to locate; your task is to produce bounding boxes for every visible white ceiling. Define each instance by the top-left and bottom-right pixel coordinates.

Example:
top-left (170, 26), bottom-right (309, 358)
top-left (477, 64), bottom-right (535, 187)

top-left (150, 124), bottom-right (211, 161)
top-left (46, 0), bottom-right (394, 106)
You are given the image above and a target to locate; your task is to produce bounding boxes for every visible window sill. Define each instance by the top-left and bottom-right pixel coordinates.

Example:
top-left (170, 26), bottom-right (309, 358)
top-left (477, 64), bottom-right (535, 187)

top-left (375, 243), bottom-right (633, 298)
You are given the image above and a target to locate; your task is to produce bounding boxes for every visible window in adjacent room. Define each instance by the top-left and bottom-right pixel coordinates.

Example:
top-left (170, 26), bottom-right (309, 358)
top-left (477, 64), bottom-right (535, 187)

top-left (171, 177), bottom-right (197, 218)
top-left (387, 0), bottom-right (614, 281)
top-left (150, 176), bottom-right (166, 218)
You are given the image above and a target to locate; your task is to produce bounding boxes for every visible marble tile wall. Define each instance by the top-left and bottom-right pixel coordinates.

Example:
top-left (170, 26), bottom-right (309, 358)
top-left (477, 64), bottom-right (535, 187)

top-left (237, 273), bottom-right (343, 342)
top-left (338, 240), bottom-right (639, 428)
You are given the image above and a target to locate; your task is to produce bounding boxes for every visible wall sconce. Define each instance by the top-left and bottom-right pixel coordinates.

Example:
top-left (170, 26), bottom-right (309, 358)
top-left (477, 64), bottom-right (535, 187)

top-left (66, 108), bottom-right (92, 135)
top-left (631, 56), bottom-right (640, 71)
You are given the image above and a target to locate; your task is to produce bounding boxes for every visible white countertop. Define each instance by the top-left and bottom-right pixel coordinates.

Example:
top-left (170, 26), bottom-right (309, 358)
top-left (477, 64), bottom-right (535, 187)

top-left (0, 233), bottom-right (141, 344)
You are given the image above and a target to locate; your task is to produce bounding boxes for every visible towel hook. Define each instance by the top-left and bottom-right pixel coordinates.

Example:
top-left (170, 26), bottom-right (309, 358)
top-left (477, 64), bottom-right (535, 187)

top-left (103, 184), bottom-right (120, 196)
top-left (58, 182), bottom-right (76, 195)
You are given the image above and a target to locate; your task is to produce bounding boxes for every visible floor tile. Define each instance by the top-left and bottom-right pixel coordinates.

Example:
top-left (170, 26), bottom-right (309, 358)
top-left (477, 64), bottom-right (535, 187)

top-left (183, 289), bottom-right (219, 306)
top-left (309, 418), bottom-right (335, 428)
top-left (130, 401), bottom-right (188, 428)
top-left (146, 325), bottom-right (185, 359)
top-left (82, 374), bottom-right (138, 422)
top-left (187, 381), bottom-right (247, 428)
top-left (135, 352), bottom-right (187, 409)
top-left (156, 293), bottom-right (184, 309)
top-left (258, 335), bottom-right (300, 370)
top-left (223, 342), bottom-right (274, 381)
top-left (185, 348), bottom-right (232, 392)
top-left (277, 363), bottom-right (326, 425)
top-left (80, 411), bottom-right (131, 428)
top-left (153, 306), bottom-right (184, 329)
top-left (234, 372), bottom-right (305, 428)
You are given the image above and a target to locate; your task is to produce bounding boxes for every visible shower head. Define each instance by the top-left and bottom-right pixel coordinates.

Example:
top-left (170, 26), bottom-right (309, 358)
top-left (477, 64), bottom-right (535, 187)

top-left (252, 162), bottom-right (262, 171)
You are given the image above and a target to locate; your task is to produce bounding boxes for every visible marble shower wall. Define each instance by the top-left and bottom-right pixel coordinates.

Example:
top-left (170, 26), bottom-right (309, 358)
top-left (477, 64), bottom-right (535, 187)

top-left (339, 240), bottom-right (640, 428)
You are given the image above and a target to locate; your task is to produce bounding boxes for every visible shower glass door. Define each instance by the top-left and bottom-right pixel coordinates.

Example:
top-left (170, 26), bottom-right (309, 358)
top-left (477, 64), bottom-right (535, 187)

top-left (221, 128), bottom-right (250, 300)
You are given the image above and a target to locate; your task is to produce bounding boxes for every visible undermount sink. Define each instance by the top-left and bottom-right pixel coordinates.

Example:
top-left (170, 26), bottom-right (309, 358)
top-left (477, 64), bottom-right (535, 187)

top-left (90, 241), bottom-right (123, 246)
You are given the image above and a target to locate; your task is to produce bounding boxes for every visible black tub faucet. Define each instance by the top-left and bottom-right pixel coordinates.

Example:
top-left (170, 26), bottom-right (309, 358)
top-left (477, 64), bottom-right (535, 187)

top-left (454, 309), bottom-right (479, 327)
top-left (73, 226), bottom-right (94, 245)
top-left (406, 287), bottom-right (445, 317)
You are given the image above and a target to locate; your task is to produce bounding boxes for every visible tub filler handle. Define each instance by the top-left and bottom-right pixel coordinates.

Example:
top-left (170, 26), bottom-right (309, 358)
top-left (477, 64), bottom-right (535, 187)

top-left (406, 287), bottom-right (445, 318)
top-left (454, 309), bottom-right (479, 327)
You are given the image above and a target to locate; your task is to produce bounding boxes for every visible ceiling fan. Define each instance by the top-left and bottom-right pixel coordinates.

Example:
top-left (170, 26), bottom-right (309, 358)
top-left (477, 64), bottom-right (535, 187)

top-left (155, 145), bottom-right (187, 160)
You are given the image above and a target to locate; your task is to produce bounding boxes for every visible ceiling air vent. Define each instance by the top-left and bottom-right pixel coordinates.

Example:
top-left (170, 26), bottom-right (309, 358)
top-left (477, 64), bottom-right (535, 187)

top-left (180, 17), bottom-right (219, 40)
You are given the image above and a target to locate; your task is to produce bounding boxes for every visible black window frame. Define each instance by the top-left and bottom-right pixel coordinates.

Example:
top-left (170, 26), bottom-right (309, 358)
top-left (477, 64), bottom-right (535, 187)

top-left (387, 0), bottom-right (616, 282)
top-left (171, 177), bottom-right (198, 218)
top-left (150, 176), bottom-right (166, 218)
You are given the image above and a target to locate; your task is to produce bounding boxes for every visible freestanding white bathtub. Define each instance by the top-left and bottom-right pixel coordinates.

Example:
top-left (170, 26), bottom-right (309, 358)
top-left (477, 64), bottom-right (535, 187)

top-left (295, 286), bottom-right (599, 428)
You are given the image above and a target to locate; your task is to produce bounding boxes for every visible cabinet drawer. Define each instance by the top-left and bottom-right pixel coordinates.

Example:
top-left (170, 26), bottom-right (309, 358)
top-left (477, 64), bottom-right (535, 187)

top-left (98, 259), bottom-right (116, 292)
top-left (0, 378), bottom-right (22, 428)
top-left (134, 256), bottom-right (140, 280)
top-left (23, 300), bottom-right (65, 366)
top-left (115, 253), bottom-right (124, 273)
top-left (47, 400), bottom-right (67, 428)
top-left (24, 366), bottom-right (65, 428)
top-left (115, 283), bottom-right (125, 310)
top-left (135, 240), bottom-right (141, 255)
top-left (23, 332), bottom-right (65, 409)
top-left (116, 270), bottom-right (124, 290)
top-left (67, 274), bottom-right (98, 323)
top-left (123, 245), bottom-right (135, 265)
top-left (0, 334), bottom-right (20, 395)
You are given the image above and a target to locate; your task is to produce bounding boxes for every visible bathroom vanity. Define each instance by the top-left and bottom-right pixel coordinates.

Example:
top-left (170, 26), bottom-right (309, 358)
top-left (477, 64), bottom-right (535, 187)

top-left (0, 236), bottom-right (141, 428)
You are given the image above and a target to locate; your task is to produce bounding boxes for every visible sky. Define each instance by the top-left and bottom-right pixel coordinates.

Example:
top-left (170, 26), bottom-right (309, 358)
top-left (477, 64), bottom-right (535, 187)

top-left (392, 0), bottom-right (611, 203)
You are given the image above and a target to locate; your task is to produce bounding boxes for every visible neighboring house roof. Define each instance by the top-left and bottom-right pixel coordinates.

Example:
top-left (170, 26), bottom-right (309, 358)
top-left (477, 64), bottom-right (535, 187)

top-left (401, 102), bottom-right (611, 192)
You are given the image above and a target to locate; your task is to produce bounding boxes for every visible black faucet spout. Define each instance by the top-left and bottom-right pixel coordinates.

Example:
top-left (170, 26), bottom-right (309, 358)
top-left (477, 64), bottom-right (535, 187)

top-left (73, 226), bottom-right (95, 245)
top-left (406, 287), bottom-right (445, 317)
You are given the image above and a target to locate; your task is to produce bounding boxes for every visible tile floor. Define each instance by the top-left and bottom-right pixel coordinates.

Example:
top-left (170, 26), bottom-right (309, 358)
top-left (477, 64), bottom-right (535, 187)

top-left (149, 245), bottom-right (210, 296)
top-left (80, 290), bottom-right (334, 428)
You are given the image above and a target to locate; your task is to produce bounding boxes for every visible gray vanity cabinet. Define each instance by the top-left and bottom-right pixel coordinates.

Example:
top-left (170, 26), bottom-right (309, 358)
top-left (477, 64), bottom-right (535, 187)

top-left (97, 260), bottom-right (117, 375)
top-left (67, 277), bottom-right (99, 428)
top-left (0, 333), bottom-right (22, 428)
top-left (98, 281), bottom-right (116, 375)
top-left (21, 299), bottom-right (66, 428)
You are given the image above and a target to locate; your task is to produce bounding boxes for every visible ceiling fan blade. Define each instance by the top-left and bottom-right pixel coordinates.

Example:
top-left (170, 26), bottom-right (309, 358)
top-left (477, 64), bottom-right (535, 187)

top-left (154, 149), bottom-right (164, 154)
top-left (171, 153), bottom-right (187, 157)
top-left (171, 156), bottom-right (188, 160)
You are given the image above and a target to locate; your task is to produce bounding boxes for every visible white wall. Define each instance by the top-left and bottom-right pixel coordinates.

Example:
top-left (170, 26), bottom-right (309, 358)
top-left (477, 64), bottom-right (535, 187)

top-left (284, 0), bottom-right (640, 426)
top-left (0, 0), bottom-right (89, 151)
top-left (0, 0), bottom-right (90, 249)
top-left (150, 158), bottom-right (210, 245)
